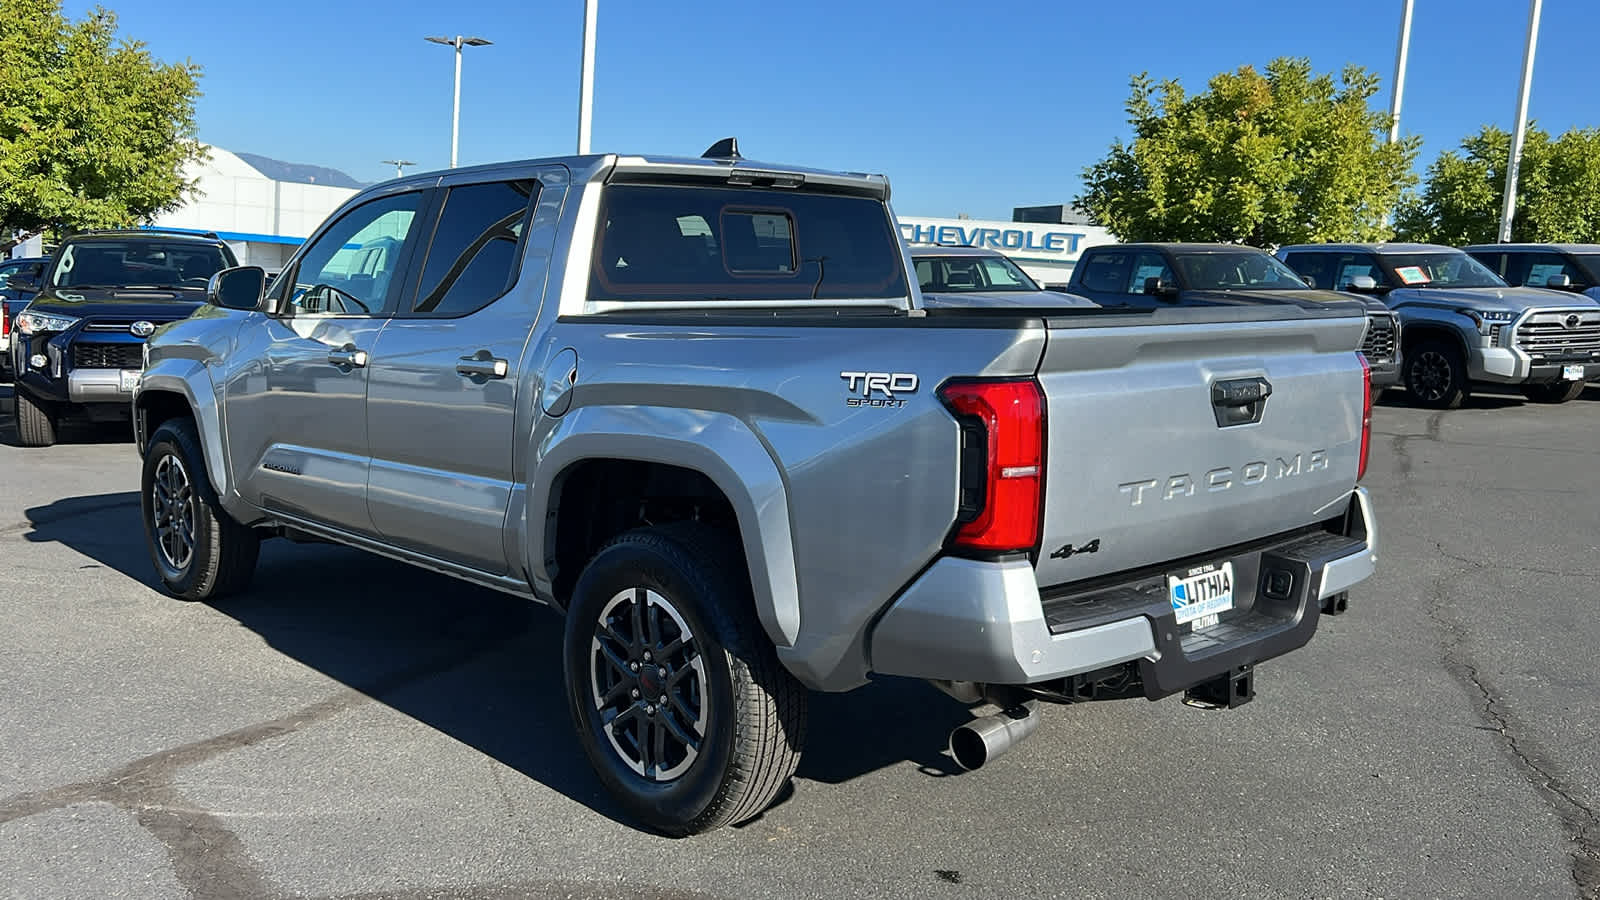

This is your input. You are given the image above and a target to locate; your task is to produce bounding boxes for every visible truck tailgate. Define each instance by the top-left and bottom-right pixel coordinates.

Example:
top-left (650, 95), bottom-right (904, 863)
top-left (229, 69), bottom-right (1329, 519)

top-left (1033, 307), bottom-right (1367, 590)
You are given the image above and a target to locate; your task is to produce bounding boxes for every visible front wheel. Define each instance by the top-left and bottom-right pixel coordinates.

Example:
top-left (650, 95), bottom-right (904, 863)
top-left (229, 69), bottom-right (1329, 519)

top-left (563, 523), bottom-right (806, 836)
top-left (141, 419), bottom-right (260, 601)
top-left (14, 388), bottom-right (58, 447)
top-left (1403, 340), bottom-right (1467, 409)
top-left (1521, 380), bottom-right (1586, 404)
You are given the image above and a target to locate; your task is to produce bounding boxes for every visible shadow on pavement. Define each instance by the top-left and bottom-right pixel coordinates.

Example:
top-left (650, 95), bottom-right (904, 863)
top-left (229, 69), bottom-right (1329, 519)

top-left (0, 384), bottom-right (139, 447)
top-left (21, 492), bottom-right (972, 831)
top-left (1375, 389), bottom-right (1524, 411)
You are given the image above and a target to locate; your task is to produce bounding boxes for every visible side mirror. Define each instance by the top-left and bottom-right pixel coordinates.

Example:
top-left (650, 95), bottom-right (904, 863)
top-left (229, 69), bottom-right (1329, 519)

top-left (1546, 273), bottom-right (1576, 290)
top-left (1143, 276), bottom-right (1179, 300)
top-left (1345, 274), bottom-right (1380, 293)
top-left (206, 265), bottom-right (266, 310)
top-left (1301, 273), bottom-right (1316, 287)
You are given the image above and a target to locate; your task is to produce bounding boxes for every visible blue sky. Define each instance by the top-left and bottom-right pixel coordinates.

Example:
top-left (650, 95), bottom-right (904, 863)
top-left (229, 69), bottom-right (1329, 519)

top-left (83, 0), bottom-right (1600, 220)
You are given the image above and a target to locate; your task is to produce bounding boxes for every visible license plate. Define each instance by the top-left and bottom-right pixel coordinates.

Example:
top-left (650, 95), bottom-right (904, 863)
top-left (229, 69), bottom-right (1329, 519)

top-left (1169, 561), bottom-right (1235, 629)
top-left (120, 369), bottom-right (141, 392)
top-left (1563, 364), bottom-right (1586, 381)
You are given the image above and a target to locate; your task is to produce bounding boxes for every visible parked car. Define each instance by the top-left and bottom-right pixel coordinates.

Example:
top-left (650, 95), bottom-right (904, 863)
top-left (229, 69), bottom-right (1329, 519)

top-left (1462, 243), bottom-right (1600, 301)
top-left (909, 246), bottom-right (1099, 308)
top-left (134, 141), bottom-right (1378, 835)
top-left (0, 256), bottom-right (50, 381)
top-left (1278, 243), bottom-right (1600, 408)
top-left (1066, 243), bottom-right (1401, 388)
top-left (8, 229), bottom-right (236, 445)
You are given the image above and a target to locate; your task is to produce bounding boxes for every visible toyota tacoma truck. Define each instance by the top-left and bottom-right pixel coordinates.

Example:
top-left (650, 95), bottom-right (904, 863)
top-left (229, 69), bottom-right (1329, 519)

top-left (1279, 243), bottom-right (1600, 407)
top-left (1068, 243), bottom-right (1402, 389)
top-left (8, 230), bottom-right (236, 444)
top-left (133, 141), bottom-right (1380, 835)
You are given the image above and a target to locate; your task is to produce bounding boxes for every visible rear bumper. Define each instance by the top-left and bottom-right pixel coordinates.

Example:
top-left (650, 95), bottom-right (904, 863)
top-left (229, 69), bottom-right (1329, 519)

top-left (869, 487), bottom-right (1378, 693)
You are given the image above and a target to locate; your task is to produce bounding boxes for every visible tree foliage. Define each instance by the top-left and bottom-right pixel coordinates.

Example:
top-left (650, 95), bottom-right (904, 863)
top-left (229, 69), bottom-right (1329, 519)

top-left (1077, 58), bottom-right (1420, 246)
top-left (1394, 125), bottom-right (1600, 245)
top-left (0, 0), bottom-right (205, 242)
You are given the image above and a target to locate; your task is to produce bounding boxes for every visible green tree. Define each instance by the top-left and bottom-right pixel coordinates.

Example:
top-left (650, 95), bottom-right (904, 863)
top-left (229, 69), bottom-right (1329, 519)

top-left (1077, 58), bottom-right (1420, 246)
top-left (0, 0), bottom-right (205, 246)
top-left (1394, 124), bottom-right (1600, 244)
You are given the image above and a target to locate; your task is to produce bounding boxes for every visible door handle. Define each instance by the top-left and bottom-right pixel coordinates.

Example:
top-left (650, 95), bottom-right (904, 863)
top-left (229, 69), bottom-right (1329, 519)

top-left (327, 345), bottom-right (368, 368)
top-left (457, 351), bottom-right (509, 380)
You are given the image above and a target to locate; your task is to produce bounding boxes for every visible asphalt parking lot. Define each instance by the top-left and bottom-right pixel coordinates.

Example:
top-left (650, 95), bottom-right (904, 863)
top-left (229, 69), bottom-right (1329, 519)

top-left (1, 384), bottom-right (1597, 900)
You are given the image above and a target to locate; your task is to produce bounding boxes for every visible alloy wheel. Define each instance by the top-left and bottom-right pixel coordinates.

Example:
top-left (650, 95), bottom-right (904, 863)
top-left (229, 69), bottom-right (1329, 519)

top-left (590, 587), bottom-right (708, 782)
top-left (1411, 350), bottom-right (1453, 403)
top-left (151, 453), bottom-right (196, 572)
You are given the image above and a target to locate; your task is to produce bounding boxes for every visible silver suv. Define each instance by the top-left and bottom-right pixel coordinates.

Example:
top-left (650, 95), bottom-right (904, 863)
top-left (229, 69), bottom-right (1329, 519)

top-left (1279, 243), bottom-right (1600, 407)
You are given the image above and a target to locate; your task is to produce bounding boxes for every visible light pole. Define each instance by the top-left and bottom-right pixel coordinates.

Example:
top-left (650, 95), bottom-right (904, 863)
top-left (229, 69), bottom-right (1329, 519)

top-left (425, 34), bottom-right (493, 168)
top-left (1388, 0), bottom-right (1414, 145)
top-left (382, 159), bottom-right (414, 179)
top-left (1498, 0), bottom-right (1543, 242)
top-left (578, 0), bottom-right (597, 154)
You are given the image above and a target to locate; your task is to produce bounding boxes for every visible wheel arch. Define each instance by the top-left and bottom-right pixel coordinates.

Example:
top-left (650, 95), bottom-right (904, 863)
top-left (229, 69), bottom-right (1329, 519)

top-left (135, 362), bottom-right (229, 498)
top-left (530, 407), bottom-right (800, 649)
top-left (1397, 317), bottom-right (1472, 360)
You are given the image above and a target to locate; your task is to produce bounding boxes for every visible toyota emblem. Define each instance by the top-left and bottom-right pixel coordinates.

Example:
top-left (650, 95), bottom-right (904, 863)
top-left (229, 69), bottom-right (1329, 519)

top-left (130, 320), bottom-right (156, 338)
top-left (1564, 314), bottom-right (1582, 329)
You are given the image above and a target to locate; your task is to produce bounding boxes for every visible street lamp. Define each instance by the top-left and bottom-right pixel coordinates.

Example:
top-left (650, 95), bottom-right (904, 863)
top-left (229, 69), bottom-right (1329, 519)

top-left (425, 34), bottom-right (493, 168)
top-left (382, 159), bottom-right (415, 179)
top-left (1498, 0), bottom-right (1543, 243)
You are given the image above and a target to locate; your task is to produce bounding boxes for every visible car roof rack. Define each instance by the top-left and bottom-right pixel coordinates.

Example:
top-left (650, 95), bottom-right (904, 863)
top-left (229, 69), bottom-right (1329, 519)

top-left (69, 227), bottom-right (222, 240)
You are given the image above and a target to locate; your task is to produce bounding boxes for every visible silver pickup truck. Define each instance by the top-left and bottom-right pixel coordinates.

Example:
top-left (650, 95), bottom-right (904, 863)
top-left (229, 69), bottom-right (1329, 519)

top-left (134, 141), bottom-right (1379, 835)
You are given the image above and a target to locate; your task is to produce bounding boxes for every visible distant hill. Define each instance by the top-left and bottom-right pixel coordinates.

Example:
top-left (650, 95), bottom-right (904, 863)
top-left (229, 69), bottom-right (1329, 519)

top-left (235, 152), bottom-right (369, 189)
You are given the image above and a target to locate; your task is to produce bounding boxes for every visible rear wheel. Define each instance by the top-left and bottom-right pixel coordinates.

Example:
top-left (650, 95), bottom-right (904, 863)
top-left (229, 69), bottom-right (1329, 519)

top-left (563, 523), bottom-right (806, 836)
top-left (14, 388), bottom-right (58, 447)
top-left (1520, 380), bottom-right (1586, 404)
top-left (1403, 340), bottom-right (1467, 409)
top-left (141, 418), bottom-right (260, 601)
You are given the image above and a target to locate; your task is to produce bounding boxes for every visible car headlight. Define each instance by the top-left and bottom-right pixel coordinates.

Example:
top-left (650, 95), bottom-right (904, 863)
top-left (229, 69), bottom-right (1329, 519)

top-left (1463, 309), bottom-right (1516, 334)
top-left (14, 310), bottom-right (80, 335)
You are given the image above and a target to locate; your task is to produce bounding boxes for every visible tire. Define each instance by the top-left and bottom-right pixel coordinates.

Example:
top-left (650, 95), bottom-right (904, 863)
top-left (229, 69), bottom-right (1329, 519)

top-left (141, 418), bottom-right (260, 601)
top-left (563, 522), bottom-right (806, 836)
top-left (15, 388), bottom-right (58, 447)
top-left (1403, 339), bottom-right (1467, 409)
top-left (1520, 380), bottom-right (1586, 404)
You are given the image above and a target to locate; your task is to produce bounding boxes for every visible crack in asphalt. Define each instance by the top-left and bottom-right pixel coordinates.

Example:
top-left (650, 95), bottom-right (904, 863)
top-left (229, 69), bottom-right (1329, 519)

top-left (1424, 545), bottom-right (1600, 899)
top-left (0, 624), bottom-right (531, 900)
top-left (1382, 411), bottom-right (1443, 483)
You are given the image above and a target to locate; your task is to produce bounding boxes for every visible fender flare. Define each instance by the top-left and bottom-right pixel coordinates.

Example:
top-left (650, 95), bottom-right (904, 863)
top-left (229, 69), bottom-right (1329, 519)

top-left (137, 361), bottom-right (230, 498)
top-left (530, 405), bottom-right (801, 648)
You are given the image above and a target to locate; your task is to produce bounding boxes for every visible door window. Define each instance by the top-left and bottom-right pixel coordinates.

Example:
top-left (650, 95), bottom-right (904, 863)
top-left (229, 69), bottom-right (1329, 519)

top-left (1333, 253), bottom-right (1385, 289)
top-left (1127, 252), bottom-right (1173, 293)
top-left (410, 180), bottom-right (538, 315)
top-left (281, 192), bottom-right (423, 316)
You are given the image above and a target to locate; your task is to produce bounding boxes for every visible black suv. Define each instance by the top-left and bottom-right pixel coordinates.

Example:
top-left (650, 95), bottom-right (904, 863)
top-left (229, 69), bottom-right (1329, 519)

top-left (1067, 243), bottom-right (1402, 387)
top-left (8, 229), bottom-right (236, 446)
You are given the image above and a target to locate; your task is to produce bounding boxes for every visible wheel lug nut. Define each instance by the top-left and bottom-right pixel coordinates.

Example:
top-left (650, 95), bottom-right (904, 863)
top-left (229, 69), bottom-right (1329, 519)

top-left (659, 695), bottom-right (668, 705)
top-left (631, 688), bottom-right (640, 699)
top-left (645, 704), bottom-right (656, 715)
top-left (643, 651), bottom-right (652, 661)
top-left (629, 661), bottom-right (640, 672)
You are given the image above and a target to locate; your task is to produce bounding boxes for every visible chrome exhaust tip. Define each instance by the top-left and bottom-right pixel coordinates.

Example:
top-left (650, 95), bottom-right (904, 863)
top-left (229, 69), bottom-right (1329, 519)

top-left (949, 699), bottom-right (1040, 771)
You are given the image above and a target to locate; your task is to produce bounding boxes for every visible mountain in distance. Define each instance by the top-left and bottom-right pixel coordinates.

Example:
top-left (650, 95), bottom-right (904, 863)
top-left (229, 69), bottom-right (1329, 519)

top-left (235, 152), bottom-right (370, 189)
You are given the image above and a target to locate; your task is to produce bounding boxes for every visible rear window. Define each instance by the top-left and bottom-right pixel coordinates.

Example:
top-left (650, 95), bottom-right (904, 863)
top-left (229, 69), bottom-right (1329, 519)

top-left (589, 185), bottom-right (908, 302)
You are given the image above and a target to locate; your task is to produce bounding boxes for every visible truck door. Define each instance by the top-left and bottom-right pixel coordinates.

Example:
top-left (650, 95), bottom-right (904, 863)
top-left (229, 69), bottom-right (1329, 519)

top-left (364, 168), bottom-right (565, 575)
top-left (226, 189), bottom-right (426, 536)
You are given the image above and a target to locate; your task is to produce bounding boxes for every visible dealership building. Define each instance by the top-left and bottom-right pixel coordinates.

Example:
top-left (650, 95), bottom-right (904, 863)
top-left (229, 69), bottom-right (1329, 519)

top-left (12, 147), bottom-right (1116, 284)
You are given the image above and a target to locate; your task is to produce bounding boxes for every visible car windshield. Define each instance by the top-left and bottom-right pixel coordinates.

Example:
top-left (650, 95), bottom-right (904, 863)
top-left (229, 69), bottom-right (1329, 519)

top-left (0, 262), bottom-right (23, 289)
top-left (1571, 254), bottom-right (1600, 284)
top-left (49, 241), bottom-right (229, 291)
top-left (915, 254), bottom-right (1041, 292)
top-left (1170, 251), bottom-right (1311, 291)
top-left (1382, 251), bottom-right (1506, 288)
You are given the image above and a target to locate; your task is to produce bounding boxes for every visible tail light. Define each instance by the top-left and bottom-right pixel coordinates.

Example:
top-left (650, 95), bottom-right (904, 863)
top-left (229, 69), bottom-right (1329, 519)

top-left (1357, 352), bottom-right (1372, 480)
top-left (0, 300), bottom-right (8, 339)
top-left (938, 378), bottom-right (1045, 554)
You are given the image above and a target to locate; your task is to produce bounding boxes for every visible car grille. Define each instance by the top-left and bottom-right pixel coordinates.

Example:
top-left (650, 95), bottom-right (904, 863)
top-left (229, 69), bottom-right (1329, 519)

top-left (1516, 310), bottom-right (1600, 359)
top-left (72, 343), bottom-right (143, 369)
top-left (1361, 314), bottom-right (1397, 365)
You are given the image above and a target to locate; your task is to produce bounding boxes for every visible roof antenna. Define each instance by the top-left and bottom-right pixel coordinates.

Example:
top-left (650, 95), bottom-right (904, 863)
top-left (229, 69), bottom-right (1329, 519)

top-left (702, 137), bottom-right (742, 160)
